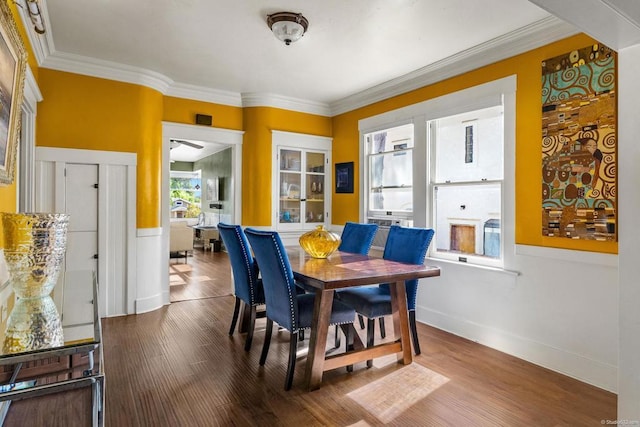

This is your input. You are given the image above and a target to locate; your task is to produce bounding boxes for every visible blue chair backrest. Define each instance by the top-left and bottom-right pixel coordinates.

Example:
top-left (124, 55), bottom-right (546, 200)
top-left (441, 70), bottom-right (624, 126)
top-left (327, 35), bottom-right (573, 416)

top-left (338, 222), bottom-right (379, 255)
top-left (380, 225), bottom-right (435, 310)
top-left (245, 228), bottom-right (298, 331)
top-left (217, 223), bottom-right (260, 305)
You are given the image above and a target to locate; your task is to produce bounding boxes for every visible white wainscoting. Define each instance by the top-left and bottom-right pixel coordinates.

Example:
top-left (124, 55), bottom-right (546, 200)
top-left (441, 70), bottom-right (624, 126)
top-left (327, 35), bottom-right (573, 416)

top-left (136, 227), bottom-right (168, 313)
top-left (418, 245), bottom-right (618, 392)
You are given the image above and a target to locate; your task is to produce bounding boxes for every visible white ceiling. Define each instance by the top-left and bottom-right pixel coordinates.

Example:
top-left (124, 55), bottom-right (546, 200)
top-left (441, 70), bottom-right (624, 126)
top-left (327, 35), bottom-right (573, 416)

top-left (42, 0), bottom-right (553, 106)
top-left (30, 0), bottom-right (587, 161)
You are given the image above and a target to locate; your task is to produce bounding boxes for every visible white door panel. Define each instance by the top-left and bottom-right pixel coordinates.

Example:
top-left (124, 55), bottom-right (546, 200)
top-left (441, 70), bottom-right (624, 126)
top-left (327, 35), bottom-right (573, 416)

top-left (66, 164), bottom-right (98, 232)
top-left (65, 231), bottom-right (98, 272)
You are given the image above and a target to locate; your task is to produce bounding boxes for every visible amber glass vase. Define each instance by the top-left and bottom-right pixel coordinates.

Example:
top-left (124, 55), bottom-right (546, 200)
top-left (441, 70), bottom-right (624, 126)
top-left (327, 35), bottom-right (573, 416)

top-left (1, 213), bottom-right (69, 354)
top-left (299, 225), bottom-right (341, 259)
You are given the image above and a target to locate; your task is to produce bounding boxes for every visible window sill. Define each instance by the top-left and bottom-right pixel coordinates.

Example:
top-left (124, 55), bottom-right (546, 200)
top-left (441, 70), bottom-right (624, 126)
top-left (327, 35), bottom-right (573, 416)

top-left (425, 256), bottom-right (520, 277)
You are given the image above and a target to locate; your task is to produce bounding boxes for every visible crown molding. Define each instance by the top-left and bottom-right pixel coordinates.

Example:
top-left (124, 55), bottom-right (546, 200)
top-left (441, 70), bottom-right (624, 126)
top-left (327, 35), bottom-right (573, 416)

top-left (23, 65), bottom-right (43, 114)
top-left (26, 9), bottom-right (576, 117)
top-left (15, 0), bottom-right (55, 65)
top-left (241, 92), bottom-right (332, 117)
top-left (41, 51), bottom-right (174, 93)
top-left (329, 16), bottom-right (578, 116)
top-left (166, 82), bottom-right (242, 107)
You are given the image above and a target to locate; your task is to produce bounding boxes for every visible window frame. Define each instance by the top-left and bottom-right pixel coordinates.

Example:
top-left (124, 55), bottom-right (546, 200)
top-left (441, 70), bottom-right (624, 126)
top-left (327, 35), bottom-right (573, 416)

top-left (428, 105), bottom-right (505, 268)
top-left (364, 123), bottom-right (415, 222)
top-left (359, 76), bottom-right (516, 270)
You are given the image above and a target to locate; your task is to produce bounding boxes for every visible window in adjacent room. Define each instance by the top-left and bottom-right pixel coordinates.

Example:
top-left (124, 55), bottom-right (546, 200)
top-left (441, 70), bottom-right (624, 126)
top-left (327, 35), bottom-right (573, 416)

top-left (170, 170), bottom-right (202, 218)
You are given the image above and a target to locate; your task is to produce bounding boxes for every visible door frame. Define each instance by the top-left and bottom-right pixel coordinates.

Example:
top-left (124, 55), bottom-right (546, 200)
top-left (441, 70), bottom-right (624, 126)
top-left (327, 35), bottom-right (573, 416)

top-left (161, 122), bottom-right (244, 299)
top-left (35, 147), bottom-right (137, 317)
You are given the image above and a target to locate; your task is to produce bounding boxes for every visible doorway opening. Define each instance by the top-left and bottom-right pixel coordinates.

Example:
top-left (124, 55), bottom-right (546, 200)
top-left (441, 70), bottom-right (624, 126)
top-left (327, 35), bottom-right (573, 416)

top-left (161, 123), bottom-right (244, 304)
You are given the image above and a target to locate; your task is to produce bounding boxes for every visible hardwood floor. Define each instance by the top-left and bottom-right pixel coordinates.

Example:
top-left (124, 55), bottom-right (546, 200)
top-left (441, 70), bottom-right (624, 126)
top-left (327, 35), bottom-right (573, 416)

top-left (169, 249), bottom-right (233, 302)
top-left (5, 250), bottom-right (616, 426)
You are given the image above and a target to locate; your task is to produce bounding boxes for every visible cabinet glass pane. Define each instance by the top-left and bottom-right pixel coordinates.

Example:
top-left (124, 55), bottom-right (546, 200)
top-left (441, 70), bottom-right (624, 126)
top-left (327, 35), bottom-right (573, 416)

top-left (281, 149), bottom-right (301, 171)
top-left (306, 152), bottom-right (325, 173)
top-left (280, 171), bottom-right (301, 224)
top-left (305, 151), bottom-right (325, 223)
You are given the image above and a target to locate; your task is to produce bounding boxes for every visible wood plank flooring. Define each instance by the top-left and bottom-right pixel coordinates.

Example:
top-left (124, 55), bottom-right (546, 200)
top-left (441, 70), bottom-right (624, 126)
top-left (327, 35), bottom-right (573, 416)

top-left (4, 249), bottom-right (616, 426)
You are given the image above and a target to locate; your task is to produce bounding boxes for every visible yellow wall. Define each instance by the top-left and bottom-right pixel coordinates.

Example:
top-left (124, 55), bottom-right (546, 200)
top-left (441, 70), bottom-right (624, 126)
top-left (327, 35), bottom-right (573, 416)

top-left (163, 96), bottom-right (243, 130)
top-left (1, 1), bottom-right (38, 246)
top-left (242, 107), bottom-right (332, 225)
top-left (332, 33), bottom-right (617, 254)
top-left (37, 69), bottom-right (163, 228)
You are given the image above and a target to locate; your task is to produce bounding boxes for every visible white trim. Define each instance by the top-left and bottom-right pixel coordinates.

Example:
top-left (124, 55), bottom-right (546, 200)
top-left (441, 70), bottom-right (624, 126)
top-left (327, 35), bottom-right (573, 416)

top-left (27, 8), bottom-right (575, 116)
top-left (516, 244), bottom-right (618, 267)
top-left (359, 76), bottom-right (517, 269)
top-left (161, 122), bottom-right (244, 305)
top-left (242, 93), bottom-right (332, 117)
top-left (135, 292), bottom-right (168, 314)
top-left (426, 257), bottom-right (520, 277)
top-left (35, 147), bottom-right (137, 165)
top-left (23, 66), bottom-right (43, 111)
top-left (137, 227), bottom-right (162, 237)
top-left (166, 82), bottom-right (242, 107)
top-left (418, 306), bottom-right (618, 393)
top-left (35, 148), bottom-right (138, 317)
top-left (270, 130), bottom-right (332, 150)
top-left (331, 16), bottom-right (576, 115)
top-left (359, 76), bottom-right (517, 131)
top-left (42, 51), bottom-right (173, 93)
top-left (14, 0), bottom-right (54, 65)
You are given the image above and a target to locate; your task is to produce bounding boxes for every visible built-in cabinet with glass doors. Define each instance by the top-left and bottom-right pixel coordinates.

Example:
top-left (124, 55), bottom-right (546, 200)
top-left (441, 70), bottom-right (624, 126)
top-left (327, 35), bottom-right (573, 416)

top-left (272, 131), bottom-right (332, 231)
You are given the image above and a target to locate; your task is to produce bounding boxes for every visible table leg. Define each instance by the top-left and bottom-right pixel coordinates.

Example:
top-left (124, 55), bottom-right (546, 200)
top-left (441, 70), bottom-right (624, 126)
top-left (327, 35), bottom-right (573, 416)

top-left (389, 280), bottom-right (412, 364)
top-left (304, 289), bottom-right (334, 391)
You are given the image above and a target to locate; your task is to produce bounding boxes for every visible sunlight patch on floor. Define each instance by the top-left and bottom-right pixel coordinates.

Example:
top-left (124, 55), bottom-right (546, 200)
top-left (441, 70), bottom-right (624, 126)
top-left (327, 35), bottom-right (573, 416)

top-left (347, 363), bottom-right (449, 423)
top-left (169, 274), bottom-right (186, 286)
top-left (171, 264), bottom-right (193, 273)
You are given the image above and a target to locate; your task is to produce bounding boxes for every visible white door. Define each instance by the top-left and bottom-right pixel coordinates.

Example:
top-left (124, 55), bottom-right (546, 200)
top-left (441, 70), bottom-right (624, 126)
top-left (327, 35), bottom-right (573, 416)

top-left (64, 164), bottom-right (99, 272)
top-left (61, 164), bottom-right (98, 328)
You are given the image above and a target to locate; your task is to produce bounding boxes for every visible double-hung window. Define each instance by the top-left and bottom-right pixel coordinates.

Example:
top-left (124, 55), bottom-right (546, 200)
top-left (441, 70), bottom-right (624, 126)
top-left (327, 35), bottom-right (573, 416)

top-left (428, 105), bottom-right (504, 267)
top-left (360, 76), bottom-right (515, 268)
top-left (365, 123), bottom-right (414, 225)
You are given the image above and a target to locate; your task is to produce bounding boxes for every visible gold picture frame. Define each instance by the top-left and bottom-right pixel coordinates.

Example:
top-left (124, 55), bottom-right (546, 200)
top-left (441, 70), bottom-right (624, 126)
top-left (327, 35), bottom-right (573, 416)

top-left (0, 0), bottom-right (27, 186)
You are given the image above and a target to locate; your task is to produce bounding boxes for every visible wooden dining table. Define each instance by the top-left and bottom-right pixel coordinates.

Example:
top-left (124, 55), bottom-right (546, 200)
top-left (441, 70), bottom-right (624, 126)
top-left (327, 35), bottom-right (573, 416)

top-left (287, 248), bottom-right (441, 391)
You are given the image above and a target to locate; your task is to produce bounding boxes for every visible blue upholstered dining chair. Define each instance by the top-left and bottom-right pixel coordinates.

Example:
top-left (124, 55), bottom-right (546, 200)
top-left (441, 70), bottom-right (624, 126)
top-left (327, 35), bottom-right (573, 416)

top-left (217, 223), bottom-right (265, 352)
top-left (334, 221), bottom-right (379, 347)
top-left (245, 228), bottom-right (356, 391)
top-left (336, 225), bottom-right (435, 366)
top-left (338, 222), bottom-right (379, 255)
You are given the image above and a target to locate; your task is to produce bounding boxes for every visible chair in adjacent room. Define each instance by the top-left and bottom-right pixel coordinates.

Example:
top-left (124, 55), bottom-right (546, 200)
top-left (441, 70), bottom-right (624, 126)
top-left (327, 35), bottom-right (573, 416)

top-left (217, 223), bottom-right (265, 352)
top-left (336, 225), bottom-right (435, 366)
top-left (245, 228), bottom-right (356, 391)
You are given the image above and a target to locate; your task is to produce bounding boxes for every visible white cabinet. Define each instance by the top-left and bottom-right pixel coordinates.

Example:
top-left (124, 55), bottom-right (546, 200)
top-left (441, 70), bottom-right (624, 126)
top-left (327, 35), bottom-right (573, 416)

top-left (272, 131), bottom-right (332, 231)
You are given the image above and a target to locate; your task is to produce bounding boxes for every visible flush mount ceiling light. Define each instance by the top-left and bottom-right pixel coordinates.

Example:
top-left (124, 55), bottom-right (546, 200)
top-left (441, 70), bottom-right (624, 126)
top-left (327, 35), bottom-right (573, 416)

top-left (267, 12), bottom-right (308, 46)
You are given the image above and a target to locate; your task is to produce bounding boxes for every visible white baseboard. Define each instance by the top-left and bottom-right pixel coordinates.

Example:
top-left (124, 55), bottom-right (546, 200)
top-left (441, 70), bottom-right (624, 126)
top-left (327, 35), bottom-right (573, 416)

top-left (418, 305), bottom-right (618, 393)
top-left (135, 292), bottom-right (167, 314)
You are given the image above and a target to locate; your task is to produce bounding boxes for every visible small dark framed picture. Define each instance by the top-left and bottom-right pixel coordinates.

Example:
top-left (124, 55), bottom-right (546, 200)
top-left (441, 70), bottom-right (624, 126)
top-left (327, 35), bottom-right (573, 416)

top-left (335, 161), bottom-right (354, 194)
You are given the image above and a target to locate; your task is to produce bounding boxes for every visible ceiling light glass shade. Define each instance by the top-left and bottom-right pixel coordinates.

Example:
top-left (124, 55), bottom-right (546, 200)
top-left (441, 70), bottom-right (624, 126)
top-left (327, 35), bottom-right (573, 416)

top-left (267, 12), bottom-right (309, 46)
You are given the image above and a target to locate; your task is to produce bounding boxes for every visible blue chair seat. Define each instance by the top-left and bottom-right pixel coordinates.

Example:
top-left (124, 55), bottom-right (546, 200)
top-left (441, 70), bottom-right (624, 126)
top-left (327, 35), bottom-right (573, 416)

top-left (334, 286), bottom-right (393, 319)
top-left (296, 293), bottom-right (355, 329)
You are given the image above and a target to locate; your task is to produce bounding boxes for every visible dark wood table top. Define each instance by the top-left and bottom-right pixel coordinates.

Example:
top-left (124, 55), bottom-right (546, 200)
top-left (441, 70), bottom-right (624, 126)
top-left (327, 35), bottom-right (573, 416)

top-left (287, 248), bottom-right (441, 290)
